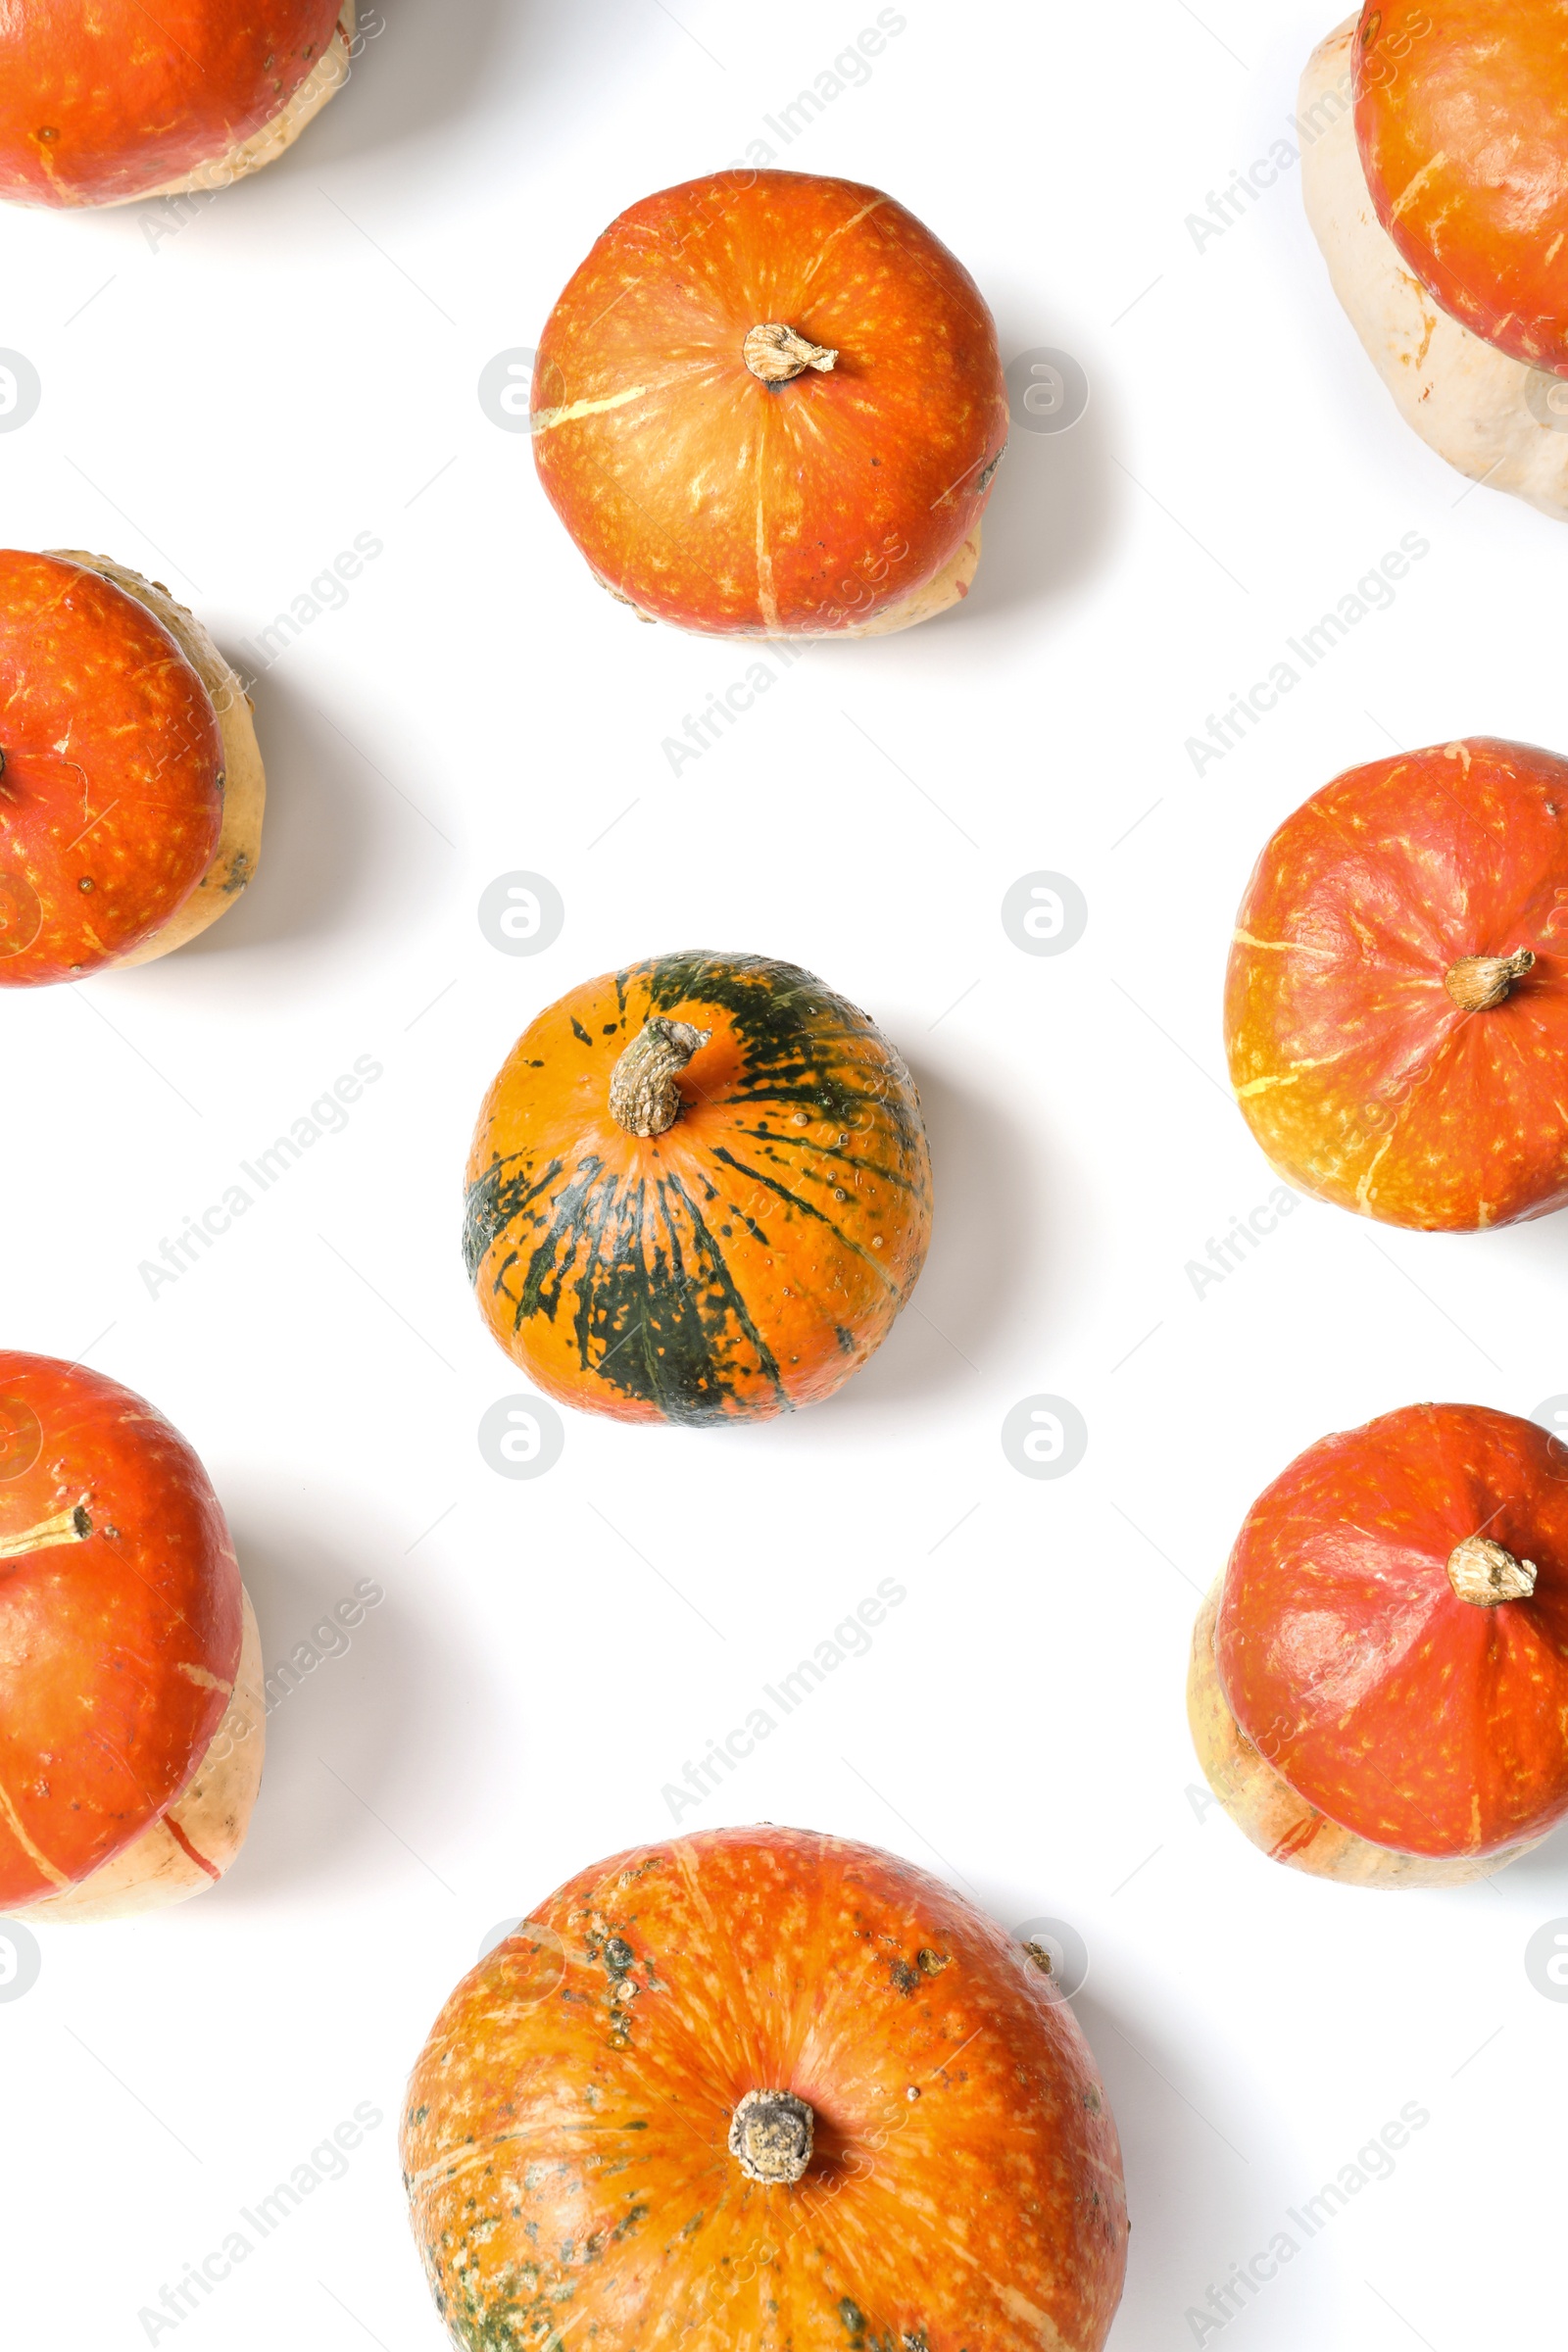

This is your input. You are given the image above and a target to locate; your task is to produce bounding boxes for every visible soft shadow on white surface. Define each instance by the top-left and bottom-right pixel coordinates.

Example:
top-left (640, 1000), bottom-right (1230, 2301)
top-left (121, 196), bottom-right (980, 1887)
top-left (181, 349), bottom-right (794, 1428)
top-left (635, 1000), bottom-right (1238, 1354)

top-left (822, 1054), bottom-right (1060, 1417)
top-left (263, 0), bottom-right (523, 182)
top-left (1068, 1984), bottom-right (1303, 2345)
top-left (953, 315), bottom-right (1116, 630)
top-left (213, 1512), bottom-right (467, 1910)
top-left (177, 661), bottom-right (450, 961)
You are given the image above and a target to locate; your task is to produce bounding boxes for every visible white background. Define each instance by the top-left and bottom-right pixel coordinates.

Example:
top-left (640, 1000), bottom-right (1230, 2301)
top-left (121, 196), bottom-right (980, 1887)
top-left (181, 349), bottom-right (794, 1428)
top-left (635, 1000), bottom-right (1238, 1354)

top-left (2, 2), bottom-right (1565, 2346)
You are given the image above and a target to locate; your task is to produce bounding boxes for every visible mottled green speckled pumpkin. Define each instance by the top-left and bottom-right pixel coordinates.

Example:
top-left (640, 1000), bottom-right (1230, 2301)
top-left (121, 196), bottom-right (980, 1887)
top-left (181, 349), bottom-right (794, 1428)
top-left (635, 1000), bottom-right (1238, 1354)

top-left (463, 953), bottom-right (932, 1424)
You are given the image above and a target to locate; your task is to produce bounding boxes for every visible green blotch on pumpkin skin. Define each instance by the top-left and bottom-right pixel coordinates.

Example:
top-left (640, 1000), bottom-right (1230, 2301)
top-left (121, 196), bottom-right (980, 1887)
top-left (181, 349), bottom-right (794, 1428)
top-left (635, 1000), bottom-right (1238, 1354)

top-left (520, 1161), bottom-right (788, 1425)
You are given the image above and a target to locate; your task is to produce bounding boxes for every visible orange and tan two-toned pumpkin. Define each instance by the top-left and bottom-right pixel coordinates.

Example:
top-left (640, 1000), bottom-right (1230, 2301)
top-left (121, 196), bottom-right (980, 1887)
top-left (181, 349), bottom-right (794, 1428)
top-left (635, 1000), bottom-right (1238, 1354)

top-left (0, 550), bottom-right (264, 984)
top-left (464, 953), bottom-right (932, 1424)
top-left (1191, 1401), bottom-right (1568, 1887)
top-left (0, 2), bottom-right (354, 209)
top-left (1302, 5), bottom-right (1568, 518)
top-left (531, 171), bottom-right (1008, 636)
top-left (402, 1825), bottom-right (1128, 2352)
top-left (0, 1351), bottom-right (263, 1921)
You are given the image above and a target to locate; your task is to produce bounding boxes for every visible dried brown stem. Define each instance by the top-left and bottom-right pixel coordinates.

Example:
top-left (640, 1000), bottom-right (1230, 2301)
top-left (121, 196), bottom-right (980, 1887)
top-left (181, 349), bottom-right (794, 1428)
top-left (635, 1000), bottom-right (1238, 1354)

top-left (1446, 1534), bottom-right (1537, 1606)
top-left (608, 1018), bottom-right (710, 1137)
top-left (728, 2088), bottom-right (814, 2184)
top-left (743, 323), bottom-right (838, 384)
top-left (1444, 948), bottom-right (1535, 1012)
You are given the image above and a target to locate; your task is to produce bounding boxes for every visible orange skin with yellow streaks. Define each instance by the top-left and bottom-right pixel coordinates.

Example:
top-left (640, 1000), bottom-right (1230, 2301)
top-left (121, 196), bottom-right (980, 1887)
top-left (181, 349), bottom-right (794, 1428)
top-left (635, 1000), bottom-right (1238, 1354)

top-left (464, 954), bottom-right (932, 1426)
top-left (0, 1), bottom-right (345, 207)
top-left (0, 1352), bottom-right (242, 1906)
top-left (531, 171), bottom-right (1008, 635)
top-left (1216, 1403), bottom-right (1568, 1859)
top-left (1225, 738), bottom-right (1568, 1230)
top-left (1354, 0), bottom-right (1568, 373)
top-left (402, 1826), bottom-right (1128, 2352)
top-left (0, 551), bottom-right (223, 986)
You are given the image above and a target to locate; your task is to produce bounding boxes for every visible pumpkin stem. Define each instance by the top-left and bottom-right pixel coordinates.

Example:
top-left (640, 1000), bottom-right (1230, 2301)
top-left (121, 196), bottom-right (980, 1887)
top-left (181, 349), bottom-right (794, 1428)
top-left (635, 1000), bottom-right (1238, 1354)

top-left (728, 2087), bottom-right (814, 2184)
top-left (0, 1500), bottom-right (90, 1561)
top-left (609, 1017), bottom-right (710, 1138)
top-left (1444, 948), bottom-right (1535, 1012)
top-left (743, 323), bottom-right (838, 385)
top-left (1446, 1535), bottom-right (1538, 1607)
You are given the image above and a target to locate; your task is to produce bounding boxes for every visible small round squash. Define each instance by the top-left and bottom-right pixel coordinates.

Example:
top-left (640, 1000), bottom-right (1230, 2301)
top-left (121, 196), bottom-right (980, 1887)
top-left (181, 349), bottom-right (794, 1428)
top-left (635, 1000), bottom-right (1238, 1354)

top-left (0, 550), bottom-right (264, 985)
top-left (1189, 1402), bottom-right (1568, 1887)
top-left (531, 171), bottom-right (1007, 636)
top-left (0, 2), bottom-right (354, 209)
top-left (0, 1351), bottom-right (263, 1921)
top-left (1225, 737), bottom-right (1568, 1231)
top-left (402, 1825), bottom-right (1128, 2352)
top-left (1303, 9), bottom-right (1568, 519)
top-left (464, 953), bottom-right (933, 1424)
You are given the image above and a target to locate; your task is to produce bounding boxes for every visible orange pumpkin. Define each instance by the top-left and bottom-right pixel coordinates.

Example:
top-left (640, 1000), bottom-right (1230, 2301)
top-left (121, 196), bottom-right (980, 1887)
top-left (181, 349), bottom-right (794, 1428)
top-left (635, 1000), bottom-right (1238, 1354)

top-left (464, 953), bottom-right (932, 1423)
top-left (402, 1826), bottom-right (1128, 2352)
top-left (1300, 11), bottom-right (1568, 522)
top-left (1190, 1401), bottom-right (1568, 1886)
top-left (1354, 0), bottom-right (1568, 376)
top-left (0, 0), bottom-right (352, 208)
top-left (1225, 738), bottom-right (1568, 1230)
top-left (0, 550), bottom-right (265, 984)
top-left (0, 1350), bottom-right (264, 1921)
top-left (530, 170), bottom-right (1008, 637)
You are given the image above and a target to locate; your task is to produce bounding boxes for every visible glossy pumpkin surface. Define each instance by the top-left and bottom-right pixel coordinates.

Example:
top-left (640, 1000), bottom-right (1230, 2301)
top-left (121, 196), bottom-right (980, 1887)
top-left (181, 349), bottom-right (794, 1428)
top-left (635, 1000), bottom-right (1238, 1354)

top-left (0, 1352), bottom-right (242, 1906)
top-left (0, 550), bottom-right (223, 985)
top-left (531, 171), bottom-right (1007, 635)
top-left (1225, 738), bottom-right (1568, 1229)
top-left (1216, 1402), bottom-right (1568, 1859)
top-left (0, 1), bottom-right (345, 207)
top-left (465, 953), bottom-right (932, 1424)
top-left (403, 1825), bottom-right (1127, 2352)
top-left (1354, 0), bottom-right (1568, 373)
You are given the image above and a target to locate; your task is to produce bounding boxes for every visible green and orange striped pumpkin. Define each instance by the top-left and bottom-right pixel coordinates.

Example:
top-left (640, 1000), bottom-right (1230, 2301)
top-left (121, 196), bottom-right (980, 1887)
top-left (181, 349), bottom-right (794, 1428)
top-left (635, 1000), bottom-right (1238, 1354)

top-left (463, 953), bottom-right (932, 1424)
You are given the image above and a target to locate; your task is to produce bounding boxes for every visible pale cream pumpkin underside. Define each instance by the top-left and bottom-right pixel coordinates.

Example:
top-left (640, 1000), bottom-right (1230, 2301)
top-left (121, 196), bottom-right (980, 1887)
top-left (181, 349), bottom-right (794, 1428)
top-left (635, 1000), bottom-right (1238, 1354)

top-left (605, 521), bottom-right (983, 638)
top-left (94, 6), bottom-right (356, 208)
top-left (1188, 1578), bottom-right (1540, 1889)
top-left (48, 551), bottom-right (267, 965)
top-left (1303, 18), bottom-right (1568, 522)
top-left (844, 522), bottom-right (982, 637)
top-left (17, 1586), bottom-right (266, 1923)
